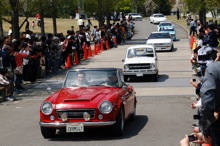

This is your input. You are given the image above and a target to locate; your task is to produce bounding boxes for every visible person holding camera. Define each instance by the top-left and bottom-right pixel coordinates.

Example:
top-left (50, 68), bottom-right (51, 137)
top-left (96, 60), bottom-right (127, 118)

top-left (200, 61), bottom-right (220, 145)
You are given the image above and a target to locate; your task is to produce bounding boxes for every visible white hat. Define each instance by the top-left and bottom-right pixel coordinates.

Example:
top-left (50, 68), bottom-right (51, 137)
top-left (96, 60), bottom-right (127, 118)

top-left (52, 36), bottom-right (59, 40)
top-left (12, 39), bottom-right (17, 43)
top-left (67, 35), bottom-right (71, 39)
top-left (26, 34), bottom-right (31, 39)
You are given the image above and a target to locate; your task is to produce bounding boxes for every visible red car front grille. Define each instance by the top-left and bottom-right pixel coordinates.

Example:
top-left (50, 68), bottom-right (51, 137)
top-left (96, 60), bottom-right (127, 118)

top-left (56, 109), bottom-right (95, 119)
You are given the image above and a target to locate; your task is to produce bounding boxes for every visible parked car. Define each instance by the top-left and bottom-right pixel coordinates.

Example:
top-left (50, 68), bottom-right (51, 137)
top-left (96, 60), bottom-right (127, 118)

top-left (158, 26), bottom-right (176, 41)
top-left (157, 21), bottom-right (174, 31)
top-left (122, 45), bottom-right (159, 81)
top-left (126, 13), bottom-right (142, 21)
top-left (39, 68), bottom-right (137, 138)
top-left (146, 32), bottom-right (174, 51)
top-left (149, 13), bottom-right (167, 24)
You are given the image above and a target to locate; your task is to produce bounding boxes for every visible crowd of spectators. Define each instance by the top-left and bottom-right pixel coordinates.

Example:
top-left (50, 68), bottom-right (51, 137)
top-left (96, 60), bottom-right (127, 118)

top-left (180, 23), bottom-right (220, 146)
top-left (0, 18), bottom-right (135, 102)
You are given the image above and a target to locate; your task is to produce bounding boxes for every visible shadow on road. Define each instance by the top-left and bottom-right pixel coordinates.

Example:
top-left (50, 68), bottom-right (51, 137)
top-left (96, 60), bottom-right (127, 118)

top-left (48, 115), bottom-right (148, 141)
top-left (126, 74), bottom-right (169, 83)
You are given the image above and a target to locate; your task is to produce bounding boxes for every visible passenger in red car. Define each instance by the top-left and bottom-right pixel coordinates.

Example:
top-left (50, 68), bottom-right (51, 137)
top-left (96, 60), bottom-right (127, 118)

top-left (76, 72), bottom-right (89, 86)
top-left (106, 72), bottom-right (119, 86)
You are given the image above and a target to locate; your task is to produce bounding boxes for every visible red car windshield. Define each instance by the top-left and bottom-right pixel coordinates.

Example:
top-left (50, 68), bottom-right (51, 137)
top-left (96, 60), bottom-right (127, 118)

top-left (63, 70), bottom-right (121, 88)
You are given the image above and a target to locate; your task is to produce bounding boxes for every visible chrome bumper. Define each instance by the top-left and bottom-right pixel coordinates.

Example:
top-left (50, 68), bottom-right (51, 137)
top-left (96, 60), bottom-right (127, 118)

top-left (39, 121), bottom-right (116, 127)
top-left (123, 70), bottom-right (158, 76)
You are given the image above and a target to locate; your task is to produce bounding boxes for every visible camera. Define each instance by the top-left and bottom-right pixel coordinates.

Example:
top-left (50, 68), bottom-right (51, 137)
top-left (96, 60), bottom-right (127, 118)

top-left (188, 135), bottom-right (197, 142)
top-left (193, 79), bottom-right (196, 82)
top-left (193, 115), bottom-right (201, 120)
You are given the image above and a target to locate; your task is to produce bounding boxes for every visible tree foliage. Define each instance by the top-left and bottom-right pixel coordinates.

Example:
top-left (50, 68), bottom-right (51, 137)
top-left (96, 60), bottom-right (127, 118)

top-left (117, 0), bottom-right (133, 13)
top-left (153, 0), bottom-right (172, 15)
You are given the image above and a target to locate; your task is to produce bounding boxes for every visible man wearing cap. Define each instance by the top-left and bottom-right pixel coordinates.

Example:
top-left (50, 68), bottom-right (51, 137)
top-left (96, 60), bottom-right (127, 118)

top-left (102, 72), bottom-right (119, 86)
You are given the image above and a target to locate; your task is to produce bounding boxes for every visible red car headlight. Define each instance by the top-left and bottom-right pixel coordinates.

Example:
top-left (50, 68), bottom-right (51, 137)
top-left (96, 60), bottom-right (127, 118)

top-left (99, 101), bottom-right (113, 114)
top-left (41, 102), bottom-right (53, 115)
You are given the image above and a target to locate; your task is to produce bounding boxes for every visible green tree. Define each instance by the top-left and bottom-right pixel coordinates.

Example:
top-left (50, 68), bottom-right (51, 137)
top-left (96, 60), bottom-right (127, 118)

top-left (117, 0), bottom-right (133, 13)
top-left (184, 0), bottom-right (220, 25)
top-left (153, 0), bottom-right (172, 15)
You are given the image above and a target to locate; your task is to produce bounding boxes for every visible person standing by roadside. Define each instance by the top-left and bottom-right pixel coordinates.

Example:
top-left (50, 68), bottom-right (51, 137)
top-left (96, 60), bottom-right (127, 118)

top-left (177, 8), bottom-right (180, 20)
top-left (189, 19), bottom-right (196, 36)
top-left (1, 41), bottom-right (16, 101)
top-left (32, 21), bottom-right (35, 30)
top-left (207, 24), bottom-right (219, 50)
top-left (8, 27), bottom-right (12, 36)
top-left (200, 61), bottom-right (220, 145)
top-left (91, 26), bottom-right (97, 42)
top-left (77, 16), bottom-right (84, 31)
top-left (25, 20), bottom-right (30, 31)
top-left (70, 26), bottom-right (75, 35)
top-left (86, 19), bottom-right (92, 31)
top-left (14, 43), bottom-right (28, 90)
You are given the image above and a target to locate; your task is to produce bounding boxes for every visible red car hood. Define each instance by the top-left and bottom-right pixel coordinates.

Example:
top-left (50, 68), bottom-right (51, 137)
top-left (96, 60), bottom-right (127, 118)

top-left (49, 87), bottom-right (119, 105)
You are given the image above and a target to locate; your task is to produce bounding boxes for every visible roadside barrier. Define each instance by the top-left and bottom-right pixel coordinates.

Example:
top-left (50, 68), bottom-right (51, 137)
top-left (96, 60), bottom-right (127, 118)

top-left (65, 54), bottom-right (72, 68)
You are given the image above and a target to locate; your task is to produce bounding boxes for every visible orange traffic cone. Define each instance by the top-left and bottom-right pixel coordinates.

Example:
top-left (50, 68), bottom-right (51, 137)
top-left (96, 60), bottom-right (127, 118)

top-left (190, 35), bottom-right (195, 49)
top-left (74, 53), bottom-right (79, 65)
top-left (100, 39), bottom-right (104, 52)
top-left (97, 43), bottom-right (100, 53)
top-left (88, 45), bottom-right (92, 57)
top-left (94, 44), bottom-right (97, 55)
top-left (83, 43), bottom-right (88, 60)
top-left (106, 40), bottom-right (109, 50)
top-left (192, 41), bottom-right (196, 50)
top-left (113, 38), bottom-right (117, 46)
top-left (65, 54), bottom-right (72, 68)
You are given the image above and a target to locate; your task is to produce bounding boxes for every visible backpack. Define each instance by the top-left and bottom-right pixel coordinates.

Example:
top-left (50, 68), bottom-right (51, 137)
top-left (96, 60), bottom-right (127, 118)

top-left (197, 46), bottom-right (212, 64)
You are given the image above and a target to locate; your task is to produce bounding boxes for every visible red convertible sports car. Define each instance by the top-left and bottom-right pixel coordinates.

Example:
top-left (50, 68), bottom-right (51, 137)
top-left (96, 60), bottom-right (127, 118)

top-left (39, 68), bottom-right (137, 138)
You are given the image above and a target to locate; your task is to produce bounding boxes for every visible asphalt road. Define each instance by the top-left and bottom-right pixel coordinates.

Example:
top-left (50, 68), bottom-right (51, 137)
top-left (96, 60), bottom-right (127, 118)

top-left (0, 19), bottom-right (196, 146)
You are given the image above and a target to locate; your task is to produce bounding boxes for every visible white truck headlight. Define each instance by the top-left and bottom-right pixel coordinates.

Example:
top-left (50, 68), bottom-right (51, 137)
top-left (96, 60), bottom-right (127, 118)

top-left (99, 101), bottom-right (113, 114)
top-left (124, 64), bottom-right (129, 70)
top-left (150, 63), bottom-right (156, 68)
top-left (41, 102), bottom-right (53, 115)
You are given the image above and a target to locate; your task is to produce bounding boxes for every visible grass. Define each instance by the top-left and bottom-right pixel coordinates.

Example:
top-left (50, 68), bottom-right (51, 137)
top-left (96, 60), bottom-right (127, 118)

top-left (2, 17), bottom-right (99, 35)
top-left (166, 15), bottom-right (190, 31)
top-left (3, 15), bottom-right (217, 36)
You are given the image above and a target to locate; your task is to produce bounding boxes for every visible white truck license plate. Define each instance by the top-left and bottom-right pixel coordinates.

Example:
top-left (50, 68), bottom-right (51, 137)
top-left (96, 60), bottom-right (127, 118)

top-left (136, 72), bottom-right (143, 76)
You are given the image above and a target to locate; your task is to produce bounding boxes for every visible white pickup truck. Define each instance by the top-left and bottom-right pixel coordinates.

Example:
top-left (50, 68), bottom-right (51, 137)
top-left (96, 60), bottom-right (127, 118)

top-left (122, 45), bottom-right (159, 82)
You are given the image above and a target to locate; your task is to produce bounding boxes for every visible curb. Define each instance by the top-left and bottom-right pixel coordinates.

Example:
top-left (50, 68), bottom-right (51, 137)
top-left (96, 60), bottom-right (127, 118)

top-left (169, 20), bottom-right (190, 37)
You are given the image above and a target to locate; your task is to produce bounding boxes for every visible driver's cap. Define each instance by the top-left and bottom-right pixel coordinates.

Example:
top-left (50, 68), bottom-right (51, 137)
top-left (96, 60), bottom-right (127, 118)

top-left (107, 72), bottom-right (116, 77)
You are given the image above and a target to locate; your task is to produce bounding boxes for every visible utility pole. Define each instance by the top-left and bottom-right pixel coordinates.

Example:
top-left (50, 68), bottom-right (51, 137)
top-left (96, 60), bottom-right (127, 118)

top-left (10, 0), bottom-right (20, 39)
top-left (39, 0), bottom-right (45, 36)
top-left (50, 0), bottom-right (57, 35)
